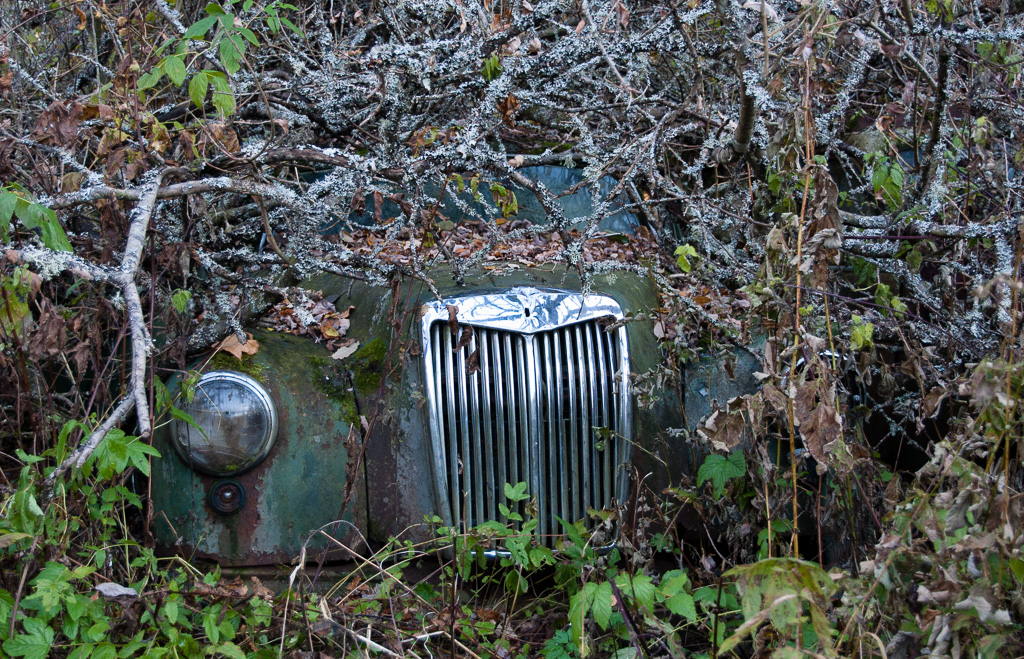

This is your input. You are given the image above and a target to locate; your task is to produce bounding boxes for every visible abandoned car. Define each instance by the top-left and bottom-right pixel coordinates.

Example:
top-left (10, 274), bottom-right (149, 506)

top-left (152, 168), bottom-right (760, 567)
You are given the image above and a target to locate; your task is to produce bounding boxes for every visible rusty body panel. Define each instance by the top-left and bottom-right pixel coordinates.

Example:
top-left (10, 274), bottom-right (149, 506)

top-left (153, 263), bottom-right (756, 566)
top-left (152, 331), bottom-right (367, 566)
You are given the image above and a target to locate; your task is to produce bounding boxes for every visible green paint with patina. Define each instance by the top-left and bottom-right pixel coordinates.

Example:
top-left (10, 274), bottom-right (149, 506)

top-left (151, 330), bottom-right (366, 566)
top-left (154, 263), bottom-right (691, 565)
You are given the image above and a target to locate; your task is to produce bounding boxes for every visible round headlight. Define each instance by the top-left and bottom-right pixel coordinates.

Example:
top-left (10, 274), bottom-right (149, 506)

top-left (170, 371), bottom-right (278, 476)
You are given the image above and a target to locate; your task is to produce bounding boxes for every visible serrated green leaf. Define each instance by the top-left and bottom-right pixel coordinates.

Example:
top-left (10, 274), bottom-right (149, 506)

top-left (86, 620), bottom-right (110, 643)
top-left (203, 611), bottom-right (220, 644)
top-left (0, 532), bottom-right (32, 549)
top-left (163, 599), bottom-right (179, 624)
top-left (4, 619), bottom-right (55, 659)
top-left (67, 643), bottom-right (93, 659)
top-left (162, 56), bottom-right (187, 87)
top-left (665, 592), bottom-right (696, 621)
top-left (674, 244), bottom-right (697, 273)
top-left (91, 642), bottom-right (116, 659)
top-left (189, 71), bottom-right (210, 108)
top-left (219, 37), bottom-right (242, 75)
top-left (183, 15), bottom-right (218, 39)
top-left (126, 438), bottom-right (161, 477)
top-left (207, 642), bottom-right (247, 659)
top-left (171, 289), bottom-right (192, 314)
top-left (850, 317), bottom-right (874, 351)
top-left (697, 451), bottom-right (746, 498)
top-left (209, 74), bottom-right (235, 116)
top-left (592, 582), bottom-right (613, 630)
top-left (136, 69), bottom-right (163, 91)
top-left (239, 27), bottom-right (258, 45)
top-left (0, 192), bottom-right (16, 240)
top-left (617, 574), bottom-right (656, 611)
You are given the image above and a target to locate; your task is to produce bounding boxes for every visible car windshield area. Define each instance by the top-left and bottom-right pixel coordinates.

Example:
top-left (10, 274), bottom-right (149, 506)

top-left (323, 165), bottom-right (639, 236)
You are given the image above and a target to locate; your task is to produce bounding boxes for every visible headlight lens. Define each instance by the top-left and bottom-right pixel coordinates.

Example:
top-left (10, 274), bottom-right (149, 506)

top-left (170, 371), bottom-right (278, 476)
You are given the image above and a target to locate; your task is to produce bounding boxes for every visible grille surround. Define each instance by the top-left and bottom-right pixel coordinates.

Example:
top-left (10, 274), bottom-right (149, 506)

top-left (421, 288), bottom-right (632, 546)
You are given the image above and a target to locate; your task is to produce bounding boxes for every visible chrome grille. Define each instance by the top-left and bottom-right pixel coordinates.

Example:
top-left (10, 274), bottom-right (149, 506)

top-left (422, 289), bottom-right (631, 547)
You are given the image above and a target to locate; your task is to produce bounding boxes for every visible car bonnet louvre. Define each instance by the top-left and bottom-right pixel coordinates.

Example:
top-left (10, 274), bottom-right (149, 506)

top-left (421, 289), bottom-right (632, 548)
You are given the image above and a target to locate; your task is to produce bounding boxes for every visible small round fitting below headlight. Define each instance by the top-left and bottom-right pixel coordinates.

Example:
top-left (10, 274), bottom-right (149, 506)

top-left (170, 371), bottom-right (278, 476)
top-left (208, 479), bottom-right (246, 515)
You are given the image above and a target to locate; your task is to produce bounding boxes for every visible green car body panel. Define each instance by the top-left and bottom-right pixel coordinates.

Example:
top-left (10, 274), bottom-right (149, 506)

top-left (153, 263), bottom-right (722, 566)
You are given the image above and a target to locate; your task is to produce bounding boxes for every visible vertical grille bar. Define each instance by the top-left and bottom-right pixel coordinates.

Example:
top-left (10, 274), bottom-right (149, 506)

top-left (491, 331), bottom-right (508, 517)
top-left (563, 325), bottom-right (581, 523)
top-left (441, 328), bottom-right (461, 530)
top-left (573, 324), bottom-right (591, 518)
top-left (502, 334), bottom-right (515, 504)
top-left (552, 329), bottom-right (568, 533)
top-left (455, 332), bottom-right (472, 526)
top-left (515, 336), bottom-right (531, 489)
top-left (583, 323), bottom-right (600, 508)
top-left (607, 326), bottom-right (622, 498)
top-left (478, 329), bottom-right (495, 521)
top-left (590, 322), bottom-right (606, 504)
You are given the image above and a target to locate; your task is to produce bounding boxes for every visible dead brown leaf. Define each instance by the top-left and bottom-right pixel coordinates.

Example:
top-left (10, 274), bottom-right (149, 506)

top-left (33, 101), bottom-right (83, 148)
top-left (446, 305), bottom-right (459, 337)
top-left (456, 325), bottom-right (473, 351)
top-left (799, 399), bottom-right (842, 475)
top-left (498, 93), bottom-right (520, 128)
top-left (216, 332), bottom-right (260, 360)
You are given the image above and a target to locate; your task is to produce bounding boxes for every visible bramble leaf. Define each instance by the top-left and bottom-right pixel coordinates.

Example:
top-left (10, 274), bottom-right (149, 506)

top-left (697, 451), bottom-right (745, 499)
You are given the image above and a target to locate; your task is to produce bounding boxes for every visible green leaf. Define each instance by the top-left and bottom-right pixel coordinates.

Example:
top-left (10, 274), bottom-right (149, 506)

top-left (207, 642), bottom-right (247, 659)
top-left (189, 71), bottom-right (210, 108)
top-left (4, 618), bottom-right (55, 659)
top-left (219, 36), bottom-right (243, 75)
top-left (86, 620), bottom-right (110, 643)
top-left (0, 532), bottom-right (32, 549)
top-left (0, 192), bottom-right (16, 240)
top-left (280, 17), bottom-right (304, 38)
top-left (665, 592), bottom-right (697, 621)
top-left (136, 69), bottom-right (163, 91)
top-left (617, 574), bottom-right (656, 611)
top-left (203, 612), bottom-right (220, 644)
top-left (504, 570), bottom-right (527, 594)
top-left (183, 15), bottom-right (218, 39)
top-left (171, 289), bottom-right (192, 313)
top-left (205, 3), bottom-right (227, 16)
top-left (697, 451), bottom-right (746, 499)
top-left (162, 56), bottom-right (188, 87)
top-left (91, 642), bottom-right (116, 659)
top-left (674, 244), bottom-right (698, 273)
top-left (481, 54), bottom-right (502, 82)
top-left (67, 644), bottom-right (94, 659)
top-left (125, 438), bottom-right (161, 477)
top-left (33, 207), bottom-right (72, 251)
top-left (163, 600), bottom-right (179, 625)
top-left (591, 581), bottom-right (613, 630)
top-left (238, 27), bottom-right (259, 45)
top-left (504, 481), bottom-right (529, 502)
top-left (209, 74), bottom-right (236, 116)
top-left (14, 201), bottom-right (71, 251)
top-left (850, 315), bottom-right (874, 351)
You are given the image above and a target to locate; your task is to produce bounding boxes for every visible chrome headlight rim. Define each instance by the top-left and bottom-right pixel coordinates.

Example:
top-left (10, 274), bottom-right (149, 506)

top-left (170, 370), bottom-right (279, 477)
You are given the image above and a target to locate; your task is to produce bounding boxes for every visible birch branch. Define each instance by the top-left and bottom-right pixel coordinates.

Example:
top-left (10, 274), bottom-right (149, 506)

top-left (33, 169), bottom-right (169, 485)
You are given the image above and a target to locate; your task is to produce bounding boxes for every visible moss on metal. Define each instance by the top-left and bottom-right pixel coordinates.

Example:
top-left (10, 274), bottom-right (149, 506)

top-left (207, 351), bottom-right (267, 382)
